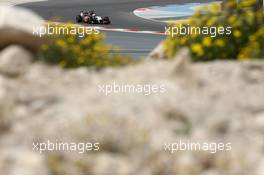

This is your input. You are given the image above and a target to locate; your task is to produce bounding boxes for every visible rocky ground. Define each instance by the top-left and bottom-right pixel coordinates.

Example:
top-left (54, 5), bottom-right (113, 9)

top-left (0, 5), bottom-right (264, 175)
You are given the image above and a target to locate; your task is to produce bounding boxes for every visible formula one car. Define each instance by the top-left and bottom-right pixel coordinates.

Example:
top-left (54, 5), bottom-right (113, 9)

top-left (76, 10), bottom-right (111, 24)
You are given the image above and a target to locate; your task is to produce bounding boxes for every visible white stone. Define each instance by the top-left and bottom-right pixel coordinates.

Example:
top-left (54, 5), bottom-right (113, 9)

top-left (0, 45), bottom-right (32, 76)
top-left (0, 5), bottom-right (44, 34)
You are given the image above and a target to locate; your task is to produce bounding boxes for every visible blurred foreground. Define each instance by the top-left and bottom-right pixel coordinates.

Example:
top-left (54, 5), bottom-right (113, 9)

top-left (0, 46), bottom-right (264, 175)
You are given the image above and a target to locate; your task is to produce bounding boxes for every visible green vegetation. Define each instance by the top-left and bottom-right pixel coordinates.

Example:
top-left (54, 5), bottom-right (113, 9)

top-left (164, 0), bottom-right (264, 61)
top-left (39, 23), bottom-right (137, 69)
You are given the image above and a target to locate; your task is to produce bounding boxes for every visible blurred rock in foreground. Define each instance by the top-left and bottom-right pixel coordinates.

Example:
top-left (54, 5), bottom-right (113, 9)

top-left (0, 5), bottom-right (44, 53)
top-left (0, 45), bottom-right (264, 175)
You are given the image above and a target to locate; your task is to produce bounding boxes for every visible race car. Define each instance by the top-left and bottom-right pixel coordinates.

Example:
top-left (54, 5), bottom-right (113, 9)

top-left (76, 10), bottom-right (111, 25)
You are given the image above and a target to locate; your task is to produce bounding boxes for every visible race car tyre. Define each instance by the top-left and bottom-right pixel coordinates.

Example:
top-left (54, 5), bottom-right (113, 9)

top-left (83, 16), bottom-right (91, 23)
top-left (103, 16), bottom-right (110, 24)
top-left (76, 15), bottom-right (82, 23)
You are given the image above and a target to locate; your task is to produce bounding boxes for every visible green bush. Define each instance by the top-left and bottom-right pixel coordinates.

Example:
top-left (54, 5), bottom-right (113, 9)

top-left (238, 26), bottom-right (264, 59)
top-left (39, 23), bottom-right (137, 69)
top-left (164, 0), bottom-right (264, 61)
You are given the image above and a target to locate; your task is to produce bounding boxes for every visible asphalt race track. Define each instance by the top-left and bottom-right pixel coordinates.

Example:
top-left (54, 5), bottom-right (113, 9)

top-left (19, 0), bottom-right (214, 57)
